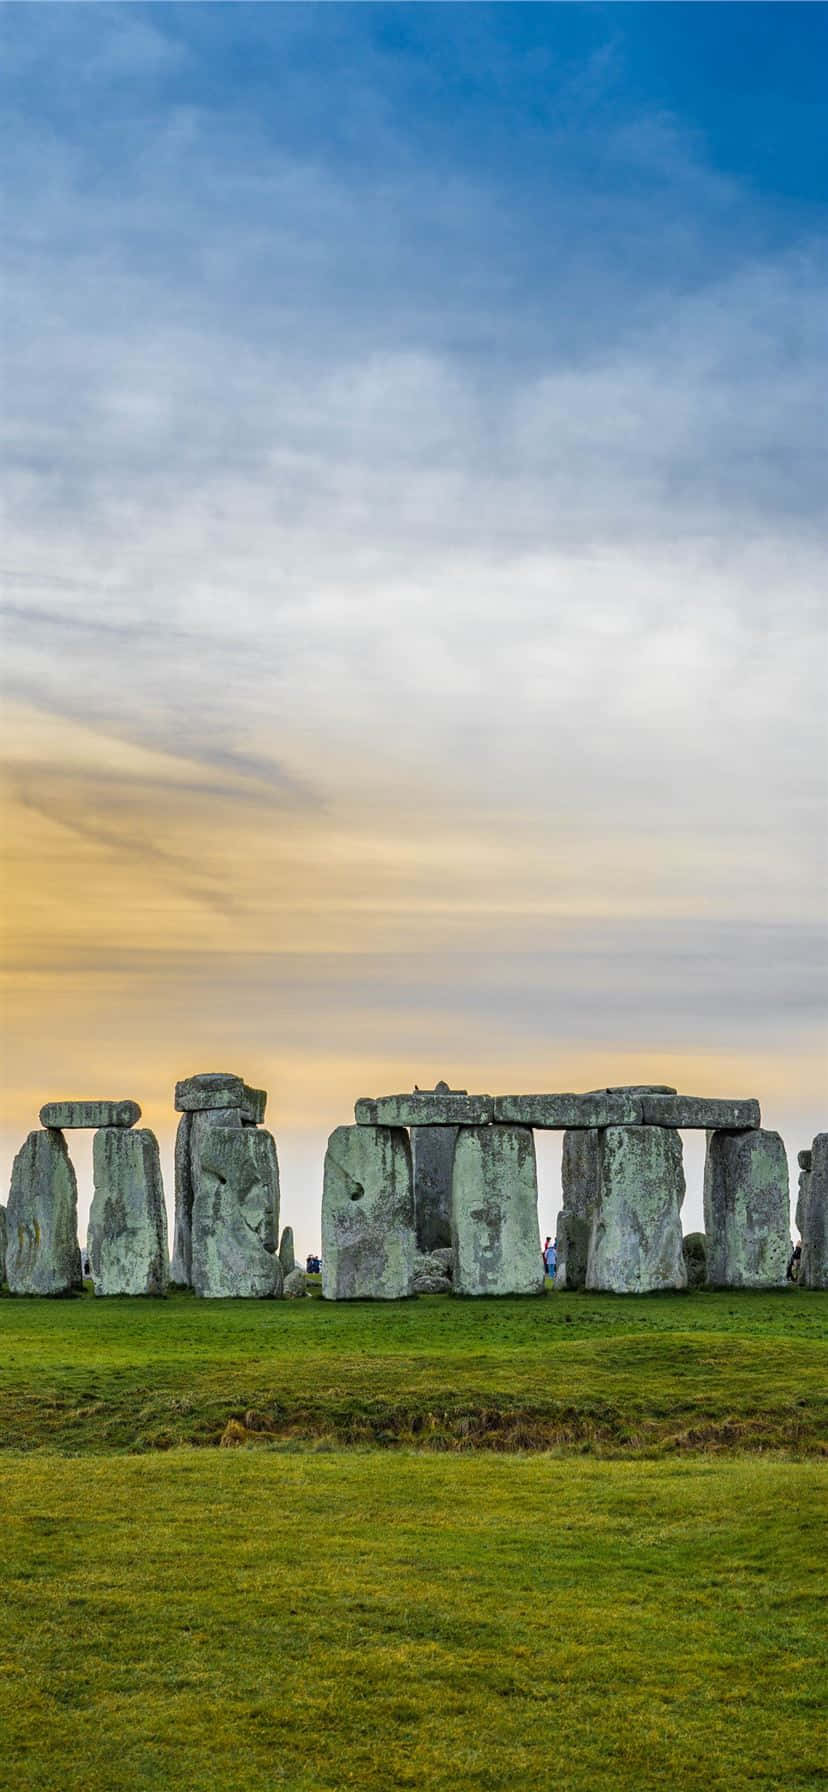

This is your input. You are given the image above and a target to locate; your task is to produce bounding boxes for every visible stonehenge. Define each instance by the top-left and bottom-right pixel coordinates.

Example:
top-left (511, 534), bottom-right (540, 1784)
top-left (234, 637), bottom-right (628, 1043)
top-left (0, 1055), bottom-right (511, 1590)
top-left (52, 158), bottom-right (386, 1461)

top-left (4, 1070), bottom-right (825, 1303)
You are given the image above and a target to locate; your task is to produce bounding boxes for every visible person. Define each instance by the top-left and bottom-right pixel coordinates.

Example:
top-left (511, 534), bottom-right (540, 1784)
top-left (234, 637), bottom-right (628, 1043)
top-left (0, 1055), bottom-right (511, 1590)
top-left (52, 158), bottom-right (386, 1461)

top-left (542, 1236), bottom-right (551, 1276)
top-left (543, 1236), bottom-right (556, 1279)
top-left (787, 1241), bottom-right (802, 1283)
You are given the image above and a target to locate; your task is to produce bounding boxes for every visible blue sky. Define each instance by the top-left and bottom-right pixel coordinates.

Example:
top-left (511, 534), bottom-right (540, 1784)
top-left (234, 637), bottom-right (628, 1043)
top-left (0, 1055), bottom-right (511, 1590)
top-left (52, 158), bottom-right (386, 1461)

top-left (2, 4), bottom-right (826, 1246)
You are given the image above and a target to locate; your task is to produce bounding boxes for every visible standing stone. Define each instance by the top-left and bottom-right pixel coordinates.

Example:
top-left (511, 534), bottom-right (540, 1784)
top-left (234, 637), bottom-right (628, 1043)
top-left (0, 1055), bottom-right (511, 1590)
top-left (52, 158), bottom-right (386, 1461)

top-left (278, 1225), bottom-right (295, 1276)
top-left (170, 1112), bottom-right (194, 1285)
top-left (321, 1125), bottom-right (414, 1300)
top-left (6, 1130), bottom-right (82, 1295)
top-left (88, 1128), bottom-right (169, 1296)
top-left (412, 1127), bottom-right (457, 1251)
top-left (800, 1133), bottom-right (828, 1290)
top-left (555, 1128), bottom-right (601, 1290)
top-left (587, 1126), bottom-right (686, 1294)
top-left (703, 1129), bottom-right (790, 1288)
top-left (190, 1125), bottom-right (282, 1299)
top-left (451, 1125), bottom-right (544, 1297)
top-left (795, 1150), bottom-right (812, 1236)
top-left (0, 1206), bottom-right (6, 1284)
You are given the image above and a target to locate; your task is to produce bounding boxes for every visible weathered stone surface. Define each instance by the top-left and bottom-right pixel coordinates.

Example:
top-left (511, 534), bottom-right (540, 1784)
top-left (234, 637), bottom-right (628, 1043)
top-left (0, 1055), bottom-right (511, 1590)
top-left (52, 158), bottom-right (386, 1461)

top-left (795, 1165), bottom-right (811, 1237)
top-left (321, 1125), bottom-right (414, 1300)
top-left (190, 1125), bottom-right (282, 1298)
top-left (282, 1265), bottom-right (308, 1298)
top-left (682, 1231), bottom-right (707, 1289)
top-left (587, 1127), bottom-right (686, 1294)
top-left (6, 1130), bottom-right (82, 1295)
top-left (174, 1073), bottom-right (265, 1117)
top-left (88, 1128), bottom-right (169, 1296)
top-left (411, 1126), bottom-right (457, 1251)
top-left (451, 1126), bottom-right (543, 1297)
top-left (39, 1100), bottom-right (140, 1130)
top-left (413, 1250), bottom-right (453, 1293)
top-left (170, 1112), bottom-right (194, 1285)
top-left (0, 1206), bottom-right (6, 1284)
top-left (355, 1093), bottom-right (492, 1127)
top-left (798, 1150), bottom-right (813, 1172)
top-left (641, 1095), bottom-right (760, 1130)
top-left (493, 1092), bottom-right (641, 1129)
top-left (586, 1084), bottom-right (677, 1096)
top-left (430, 1247), bottom-right (454, 1272)
top-left (554, 1128), bottom-right (601, 1290)
top-left (278, 1226), bottom-right (296, 1276)
top-left (703, 1129), bottom-right (789, 1288)
top-left (800, 1133), bottom-right (828, 1290)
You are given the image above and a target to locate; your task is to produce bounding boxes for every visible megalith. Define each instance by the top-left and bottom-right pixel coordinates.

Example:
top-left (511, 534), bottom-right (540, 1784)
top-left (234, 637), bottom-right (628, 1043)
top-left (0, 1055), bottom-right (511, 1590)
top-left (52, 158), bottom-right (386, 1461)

top-left (6, 1129), bottom-right (82, 1295)
top-left (170, 1111), bottom-right (194, 1285)
top-left (190, 1124), bottom-right (282, 1298)
top-left (795, 1149), bottom-right (812, 1237)
top-left (451, 1125), bottom-right (544, 1296)
top-left (800, 1133), bottom-right (828, 1290)
top-left (586, 1126), bottom-right (686, 1293)
top-left (555, 1128), bottom-right (601, 1290)
top-left (682, 1231), bottom-right (707, 1289)
top-left (411, 1127), bottom-right (457, 1252)
top-left (321, 1125), bottom-right (414, 1300)
top-left (88, 1128), bottom-right (169, 1296)
top-left (0, 1206), bottom-right (6, 1284)
top-left (278, 1225), bottom-right (296, 1276)
top-left (703, 1128), bottom-right (789, 1288)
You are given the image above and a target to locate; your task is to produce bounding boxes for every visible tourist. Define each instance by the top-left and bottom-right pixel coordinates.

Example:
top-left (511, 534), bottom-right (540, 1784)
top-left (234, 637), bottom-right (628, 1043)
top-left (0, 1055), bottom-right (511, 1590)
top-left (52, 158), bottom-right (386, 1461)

top-left (787, 1241), bottom-right (802, 1283)
top-left (544, 1237), bottom-right (557, 1278)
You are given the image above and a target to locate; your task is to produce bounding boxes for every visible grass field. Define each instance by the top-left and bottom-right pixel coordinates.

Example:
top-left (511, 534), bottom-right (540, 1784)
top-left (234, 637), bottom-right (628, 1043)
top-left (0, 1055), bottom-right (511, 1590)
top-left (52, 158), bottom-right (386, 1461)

top-left (1, 1290), bottom-right (826, 1790)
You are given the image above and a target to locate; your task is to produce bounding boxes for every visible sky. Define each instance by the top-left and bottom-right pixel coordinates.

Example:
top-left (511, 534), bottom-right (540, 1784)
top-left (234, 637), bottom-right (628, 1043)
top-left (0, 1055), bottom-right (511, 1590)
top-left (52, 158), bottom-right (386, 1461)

top-left (2, 2), bottom-right (827, 1254)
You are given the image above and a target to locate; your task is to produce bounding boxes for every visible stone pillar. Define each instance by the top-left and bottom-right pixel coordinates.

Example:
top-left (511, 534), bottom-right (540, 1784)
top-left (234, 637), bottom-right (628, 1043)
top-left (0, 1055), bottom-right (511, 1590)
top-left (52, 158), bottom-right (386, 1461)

top-left (190, 1124), bottom-right (282, 1298)
top-left (555, 1127), bottom-right (601, 1290)
top-left (587, 1126), bottom-right (686, 1293)
top-left (5, 1129), bottom-right (82, 1295)
top-left (703, 1128), bottom-right (789, 1288)
top-left (451, 1125), bottom-right (544, 1296)
top-left (795, 1149), bottom-right (811, 1237)
top-left (411, 1126), bottom-right (457, 1252)
top-left (321, 1124), bottom-right (414, 1300)
top-left (800, 1133), bottom-right (828, 1290)
top-left (170, 1112), bottom-right (194, 1285)
top-left (88, 1128), bottom-right (169, 1296)
top-left (278, 1225), bottom-right (295, 1276)
top-left (0, 1206), bottom-right (6, 1285)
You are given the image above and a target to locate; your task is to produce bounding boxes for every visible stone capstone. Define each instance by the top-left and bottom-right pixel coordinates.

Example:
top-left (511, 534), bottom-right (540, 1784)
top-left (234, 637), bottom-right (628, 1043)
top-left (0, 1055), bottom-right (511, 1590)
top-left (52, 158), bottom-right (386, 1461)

top-left (174, 1073), bottom-right (267, 1121)
top-left (39, 1100), bottom-right (140, 1130)
top-left (321, 1125), bottom-right (414, 1300)
top-left (554, 1128), bottom-right (601, 1290)
top-left (800, 1133), bottom-right (828, 1290)
top-left (355, 1092), bottom-right (492, 1127)
top-left (170, 1112), bottom-right (193, 1285)
top-left (586, 1126), bottom-right (686, 1294)
top-left (278, 1225), bottom-right (296, 1276)
top-left (88, 1128), bottom-right (169, 1296)
top-left (5, 1129), bottom-right (82, 1295)
top-left (641, 1095), bottom-right (760, 1130)
top-left (451, 1125), bottom-right (544, 1297)
top-left (411, 1126), bottom-right (457, 1251)
top-left (682, 1231), bottom-right (707, 1289)
top-left (703, 1129), bottom-right (789, 1288)
top-left (190, 1124), bottom-right (282, 1298)
top-left (493, 1092), bottom-right (641, 1129)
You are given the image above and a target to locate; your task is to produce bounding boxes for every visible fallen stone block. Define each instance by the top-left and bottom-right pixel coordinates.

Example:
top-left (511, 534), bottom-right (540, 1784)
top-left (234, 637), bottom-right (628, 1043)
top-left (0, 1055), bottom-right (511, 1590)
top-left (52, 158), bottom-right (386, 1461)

top-left (190, 1125), bottom-right (282, 1298)
top-left (703, 1129), bottom-right (789, 1287)
top-left (493, 1092), bottom-right (641, 1128)
top-left (800, 1133), bottom-right (828, 1290)
top-left (88, 1128), bottom-right (169, 1296)
top-left (682, 1231), bottom-right (707, 1289)
top-left (39, 1100), bottom-right (140, 1130)
top-left (641, 1095), bottom-right (760, 1130)
top-left (6, 1129), bottom-right (82, 1295)
top-left (452, 1125), bottom-right (544, 1297)
top-left (587, 1126), bottom-right (686, 1293)
top-left (282, 1265), bottom-right (308, 1298)
top-left (355, 1092), bottom-right (492, 1127)
top-left (322, 1125), bottom-right (414, 1300)
top-left (413, 1250), bottom-right (453, 1294)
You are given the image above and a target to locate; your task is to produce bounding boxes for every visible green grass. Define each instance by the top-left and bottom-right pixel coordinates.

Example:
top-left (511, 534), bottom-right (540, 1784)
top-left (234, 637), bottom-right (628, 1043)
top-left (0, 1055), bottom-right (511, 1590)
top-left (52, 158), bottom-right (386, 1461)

top-left (1, 1287), bottom-right (826, 1454)
top-left (1, 1452), bottom-right (825, 1792)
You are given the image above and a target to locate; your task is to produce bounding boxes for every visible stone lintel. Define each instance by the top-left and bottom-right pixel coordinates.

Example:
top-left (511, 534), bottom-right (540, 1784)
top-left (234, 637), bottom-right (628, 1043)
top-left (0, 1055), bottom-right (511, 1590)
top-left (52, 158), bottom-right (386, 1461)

top-left (642, 1095), bottom-right (760, 1130)
top-left (355, 1093), bottom-right (492, 1127)
top-left (174, 1073), bottom-right (267, 1119)
top-left (493, 1092), bottom-right (641, 1129)
top-left (40, 1100), bottom-right (141, 1130)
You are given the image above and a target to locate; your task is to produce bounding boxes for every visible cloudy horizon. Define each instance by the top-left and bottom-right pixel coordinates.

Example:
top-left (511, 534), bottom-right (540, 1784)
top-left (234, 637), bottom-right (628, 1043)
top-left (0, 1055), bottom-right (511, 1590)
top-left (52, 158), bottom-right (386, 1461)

top-left (2, 4), bottom-right (826, 1251)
